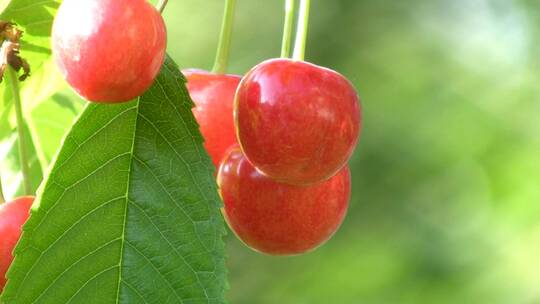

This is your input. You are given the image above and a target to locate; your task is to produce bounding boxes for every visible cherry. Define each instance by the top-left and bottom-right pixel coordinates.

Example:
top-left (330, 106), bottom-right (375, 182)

top-left (0, 196), bottom-right (34, 292)
top-left (234, 58), bottom-right (361, 185)
top-left (183, 69), bottom-right (241, 168)
top-left (217, 146), bottom-right (350, 255)
top-left (52, 0), bottom-right (167, 103)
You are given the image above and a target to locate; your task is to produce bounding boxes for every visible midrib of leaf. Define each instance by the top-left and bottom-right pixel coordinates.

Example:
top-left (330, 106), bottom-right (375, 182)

top-left (115, 97), bottom-right (138, 304)
top-left (1, 56), bottom-right (226, 304)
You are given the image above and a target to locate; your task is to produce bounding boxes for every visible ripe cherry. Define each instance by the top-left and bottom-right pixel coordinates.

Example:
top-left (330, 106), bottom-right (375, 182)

top-left (217, 146), bottom-right (350, 255)
top-left (183, 69), bottom-right (241, 168)
top-left (235, 58), bottom-right (361, 185)
top-left (0, 196), bottom-right (34, 292)
top-left (52, 0), bottom-right (167, 103)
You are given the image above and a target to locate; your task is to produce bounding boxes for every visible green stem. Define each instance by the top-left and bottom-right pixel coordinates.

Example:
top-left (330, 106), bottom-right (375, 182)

top-left (281, 0), bottom-right (295, 58)
top-left (156, 0), bottom-right (168, 14)
top-left (0, 172), bottom-right (5, 204)
top-left (7, 66), bottom-right (32, 195)
top-left (212, 0), bottom-right (237, 74)
top-left (292, 0), bottom-right (310, 61)
top-left (26, 115), bottom-right (48, 173)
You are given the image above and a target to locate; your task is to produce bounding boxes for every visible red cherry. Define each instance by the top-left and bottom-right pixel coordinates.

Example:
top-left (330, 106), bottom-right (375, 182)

top-left (217, 146), bottom-right (350, 255)
top-left (235, 58), bottom-right (361, 185)
top-left (184, 69), bottom-right (241, 168)
top-left (52, 0), bottom-right (167, 103)
top-left (0, 196), bottom-right (34, 292)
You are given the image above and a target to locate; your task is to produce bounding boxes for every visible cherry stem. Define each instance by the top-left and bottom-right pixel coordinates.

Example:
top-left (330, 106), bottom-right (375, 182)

top-left (280, 0), bottom-right (295, 58)
top-left (292, 0), bottom-right (310, 61)
top-left (212, 0), bottom-right (236, 74)
top-left (6, 66), bottom-right (32, 195)
top-left (156, 0), bottom-right (168, 14)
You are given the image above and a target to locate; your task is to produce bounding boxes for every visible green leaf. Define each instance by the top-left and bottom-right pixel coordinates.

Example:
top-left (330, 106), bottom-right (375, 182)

top-left (0, 0), bottom-right (65, 197)
top-left (0, 0), bottom-right (9, 14)
top-left (29, 87), bottom-right (85, 162)
top-left (0, 124), bottom-right (43, 197)
top-left (0, 81), bottom-right (82, 200)
top-left (1, 56), bottom-right (227, 303)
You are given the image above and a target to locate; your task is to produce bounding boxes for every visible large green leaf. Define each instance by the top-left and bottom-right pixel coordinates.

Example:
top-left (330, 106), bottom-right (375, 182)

top-left (1, 56), bottom-right (227, 303)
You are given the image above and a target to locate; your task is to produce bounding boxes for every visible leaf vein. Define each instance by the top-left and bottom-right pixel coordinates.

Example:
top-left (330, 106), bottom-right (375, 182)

top-left (127, 198), bottom-right (209, 300)
top-left (125, 240), bottom-right (185, 304)
top-left (66, 265), bottom-right (120, 304)
top-left (14, 196), bottom-right (125, 298)
top-left (32, 237), bottom-right (122, 302)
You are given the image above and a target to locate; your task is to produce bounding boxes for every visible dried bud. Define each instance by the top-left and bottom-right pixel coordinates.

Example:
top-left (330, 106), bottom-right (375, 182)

top-left (0, 21), bottom-right (22, 43)
top-left (0, 21), bottom-right (30, 82)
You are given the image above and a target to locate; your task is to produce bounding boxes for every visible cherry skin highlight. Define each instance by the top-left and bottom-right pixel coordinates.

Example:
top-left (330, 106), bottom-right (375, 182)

top-left (183, 69), bottom-right (241, 168)
top-left (235, 58), bottom-right (361, 185)
top-left (217, 146), bottom-right (350, 256)
top-left (0, 196), bottom-right (34, 292)
top-left (52, 0), bottom-right (167, 103)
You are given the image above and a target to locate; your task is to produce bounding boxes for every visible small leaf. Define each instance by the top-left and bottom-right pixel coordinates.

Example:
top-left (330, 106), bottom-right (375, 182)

top-left (0, 60), bottom-right (68, 195)
top-left (0, 124), bottom-right (43, 197)
top-left (0, 0), bottom-right (65, 197)
top-left (29, 87), bottom-right (85, 162)
top-left (1, 55), bottom-right (227, 303)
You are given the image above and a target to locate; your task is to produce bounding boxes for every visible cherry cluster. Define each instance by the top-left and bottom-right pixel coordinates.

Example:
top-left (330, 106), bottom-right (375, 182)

top-left (186, 56), bottom-right (361, 255)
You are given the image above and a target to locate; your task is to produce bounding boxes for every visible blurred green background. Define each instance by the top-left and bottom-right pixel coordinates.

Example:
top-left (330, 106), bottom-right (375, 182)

top-left (2, 0), bottom-right (540, 303)
top-left (164, 0), bottom-right (540, 303)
